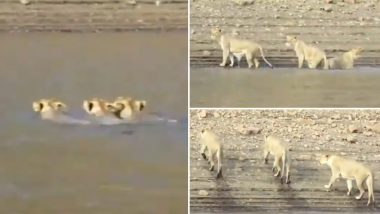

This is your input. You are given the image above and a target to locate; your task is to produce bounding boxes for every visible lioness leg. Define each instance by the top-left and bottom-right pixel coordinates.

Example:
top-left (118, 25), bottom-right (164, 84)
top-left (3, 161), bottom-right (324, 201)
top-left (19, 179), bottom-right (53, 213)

top-left (355, 178), bottom-right (365, 200)
top-left (245, 52), bottom-right (254, 68)
top-left (229, 54), bottom-right (235, 67)
top-left (308, 59), bottom-right (321, 69)
top-left (297, 54), bottom-right (304, 68)
top-left (346, 180), bottom-right (353, 196)
top-left (254, 58), bottom-right (260, 69)
top-left (220, 50), bottom-right (229, 67)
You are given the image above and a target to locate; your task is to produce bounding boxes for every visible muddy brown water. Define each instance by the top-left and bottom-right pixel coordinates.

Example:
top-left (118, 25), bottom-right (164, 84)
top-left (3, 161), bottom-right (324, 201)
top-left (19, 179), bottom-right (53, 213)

top-left (0, 32), bottom-right (187, 213)
top-left (190, 67), bottom-right (380, 108)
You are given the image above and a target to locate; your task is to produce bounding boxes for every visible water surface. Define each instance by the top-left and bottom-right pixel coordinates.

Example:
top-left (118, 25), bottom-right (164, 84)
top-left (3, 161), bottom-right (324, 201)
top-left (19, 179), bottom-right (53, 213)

top-left (0, 32), bottom-right (187, 213)
top-left (190, 67), bottom-right (380, 107)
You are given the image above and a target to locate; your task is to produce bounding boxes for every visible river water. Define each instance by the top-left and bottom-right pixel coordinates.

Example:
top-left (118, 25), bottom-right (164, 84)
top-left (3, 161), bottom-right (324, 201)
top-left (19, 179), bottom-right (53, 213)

top-left (190, 67), bottom-right (380, 108)
top-left (0, 32), bottom-right (187, 213)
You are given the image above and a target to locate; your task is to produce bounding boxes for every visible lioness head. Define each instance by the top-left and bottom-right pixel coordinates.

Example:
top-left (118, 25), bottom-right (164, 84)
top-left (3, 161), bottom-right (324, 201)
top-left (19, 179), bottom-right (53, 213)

top-left (113, 97), bottom-right (147, 112)
top-left (33, 99), bottom-right (67, 113)
top-left (211, 27), bottom-right (222, 40)
top-left (285, 35), bottom-right (297, 47)
top-left (83, 98), bottom-right (114, 116)
top-left (319, 154), bottom-right (330, 165)
top-left (350, 47), bottom-right (363, 59)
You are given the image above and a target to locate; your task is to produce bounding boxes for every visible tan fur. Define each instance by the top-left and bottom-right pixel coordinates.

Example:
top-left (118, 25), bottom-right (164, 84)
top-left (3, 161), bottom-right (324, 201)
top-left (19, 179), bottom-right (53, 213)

top-left (199, 129), bottom-right (223, 179)
top-left (33, 98), bottom-right (68, 120)
top-left (328, 48), bottom-right (363, 69)
top-left (211, 27), bottom-right (273, 69)
top-left (108, 96), bottom-right (147, 120)
top-left (82, 98), bottom-right (119, 118)
top-left (263, 135), bottom-right (291, 184)
top-left (286, 35), bottom-right (328, 69)
top-left (319, 154), bottom-right (375, 206)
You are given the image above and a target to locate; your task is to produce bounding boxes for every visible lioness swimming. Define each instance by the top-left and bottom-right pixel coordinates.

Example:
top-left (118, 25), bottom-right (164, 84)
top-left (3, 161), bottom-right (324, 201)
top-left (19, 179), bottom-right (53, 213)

top-left (107, 96), bottom-right (147, 120)
top-left (83, 98), bottom-right (121, 119)
top-left (33, 98), bottom-right (89, 124)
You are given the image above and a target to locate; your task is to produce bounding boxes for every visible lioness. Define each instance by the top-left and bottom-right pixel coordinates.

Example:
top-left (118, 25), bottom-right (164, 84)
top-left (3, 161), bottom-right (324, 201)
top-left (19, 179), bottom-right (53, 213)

top-left (286, 35), bottom-right (328, 69)
top-left (107, 96), bottom-right (147, 120)
top-left (319, 154), bottom-right (375, 206)
top-left (199, 129), bottom-right (223, 179)
top-left (33, 98), bottom-right (68, 120)
top-left (328, 48), bottom-right (363, 69)
top-left (263, 135), bottom-right (291, 184)
top-left (211, 26), bottom-right (273, 69)
top-left (83, 98), bottom-right (120, 118)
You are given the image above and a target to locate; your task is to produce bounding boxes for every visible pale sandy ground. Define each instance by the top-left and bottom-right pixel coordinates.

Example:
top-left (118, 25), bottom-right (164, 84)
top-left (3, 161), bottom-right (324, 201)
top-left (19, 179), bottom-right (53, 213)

top-left (190, 109), bottom-right (380, 213)
top-left (0, 0), bottom-right (187, 32)
top-left (190, 0), bottom-right (380, 66)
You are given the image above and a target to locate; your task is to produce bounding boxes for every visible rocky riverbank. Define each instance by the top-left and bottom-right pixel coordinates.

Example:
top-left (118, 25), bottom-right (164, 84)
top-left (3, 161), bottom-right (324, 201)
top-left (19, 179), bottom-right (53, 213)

top-left (190, 0), bottom-right (380, 67)
top-left (190, 109), bottom-right (380, 213)
top-left (0, 0), bottom-right (187, 32)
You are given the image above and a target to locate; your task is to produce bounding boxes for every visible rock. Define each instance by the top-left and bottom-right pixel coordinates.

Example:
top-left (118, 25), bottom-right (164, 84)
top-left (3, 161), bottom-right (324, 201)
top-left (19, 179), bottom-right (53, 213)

top-left (344, 0), bottom-right (356, 4)
top-left (325, 0), bottom-right (334, 3)
top-left (322, 5), bottom-right (333, 12)
top-left (156, 0), bottom-right (161, 6)
top-left (213, 112), bottom-right (220, 118)
top-left (198, 190), bottom-right (209, 196)
top-left (126, 0), bottom-right (137, 5)
top-left (198, 110), bottom-right (208, 119)
top-left (348, 125), bottom-right (362, 133)
top-left (365, 3), bottom-right (375, 9)
top-left (232, 29), bottom-right (240, 36)
top-left (325, 135), bottom-right (333, 141)
top-left (237, 126), bottom-right (262, 135)
top-left (20, 0), bottom-right (30, 5)
top-left (346, 135), bottom-right (357, 144)
top-left (232, 0), bottom-right (255, 6)
top-left (202, 50), bottom-right (211, 56)
top-left (363, 131), bottom-right (372, 137)
top-left (368, 124), bottom-right (380, 133)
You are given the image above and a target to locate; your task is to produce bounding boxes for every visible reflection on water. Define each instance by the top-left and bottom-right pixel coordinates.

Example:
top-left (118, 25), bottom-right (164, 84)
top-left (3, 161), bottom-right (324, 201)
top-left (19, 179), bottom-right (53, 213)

top-left (0, 32), bottom-right (187, 213)
top-left (190, 67), bottom-right (380, 107)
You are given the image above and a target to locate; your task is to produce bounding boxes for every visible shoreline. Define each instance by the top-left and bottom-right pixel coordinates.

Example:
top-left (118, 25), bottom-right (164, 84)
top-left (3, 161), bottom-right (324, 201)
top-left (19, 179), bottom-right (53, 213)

top-left (190, 0), bottom-right (380, 67)
top-left (0, 0), bottom-right (187, 32)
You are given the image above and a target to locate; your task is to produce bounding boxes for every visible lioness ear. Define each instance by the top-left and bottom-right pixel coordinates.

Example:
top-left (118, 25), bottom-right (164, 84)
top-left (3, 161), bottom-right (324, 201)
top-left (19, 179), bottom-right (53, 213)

top-left (136, 100), bottom-right (146, 111)
top-left (55, 102), bottom-right (66, 109)
top-left (33, 102), bottom-right (44, 112)
top-left (83, 100), bottom-right (93, 112)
